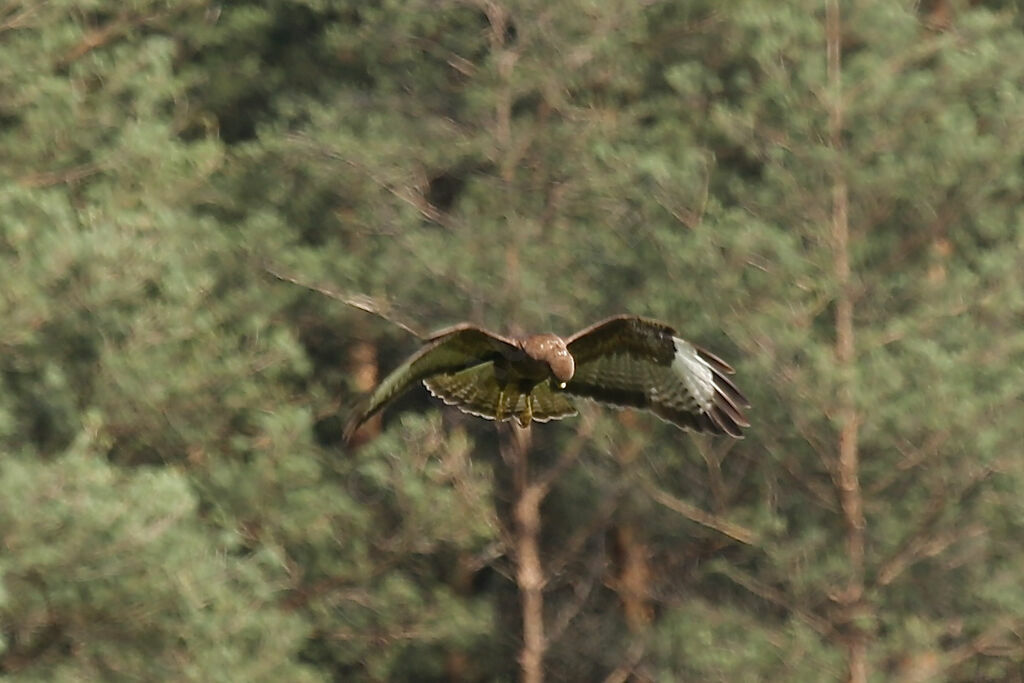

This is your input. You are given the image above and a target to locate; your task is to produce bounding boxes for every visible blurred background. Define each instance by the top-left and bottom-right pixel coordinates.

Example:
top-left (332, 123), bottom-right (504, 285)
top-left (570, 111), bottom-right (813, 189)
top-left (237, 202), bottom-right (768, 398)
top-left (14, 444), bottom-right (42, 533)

top-left (2, 0), bottom-right (1024, 680)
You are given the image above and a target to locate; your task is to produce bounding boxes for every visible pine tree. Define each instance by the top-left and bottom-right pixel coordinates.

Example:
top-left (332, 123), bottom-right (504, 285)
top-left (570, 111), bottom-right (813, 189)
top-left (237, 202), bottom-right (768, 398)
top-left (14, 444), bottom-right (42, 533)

top-left (1, 2), bottom-right (318, 679)
top-left (4, 0), bottom-right (1023, 680)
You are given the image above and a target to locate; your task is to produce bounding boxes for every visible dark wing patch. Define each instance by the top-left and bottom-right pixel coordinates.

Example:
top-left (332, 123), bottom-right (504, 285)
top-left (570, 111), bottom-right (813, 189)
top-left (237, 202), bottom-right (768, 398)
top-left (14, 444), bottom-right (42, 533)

top-left (567, 315), bottom-right (678, 365)
top-left (564, 316), bottom-right (750, 437)
top-left (345, 327), bottom-right (516, 440)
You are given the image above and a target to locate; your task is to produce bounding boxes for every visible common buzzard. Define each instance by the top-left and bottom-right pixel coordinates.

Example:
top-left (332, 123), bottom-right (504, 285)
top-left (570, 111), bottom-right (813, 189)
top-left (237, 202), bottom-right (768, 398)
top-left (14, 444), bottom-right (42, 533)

top-left (345, 315), bottom-right (749, 440)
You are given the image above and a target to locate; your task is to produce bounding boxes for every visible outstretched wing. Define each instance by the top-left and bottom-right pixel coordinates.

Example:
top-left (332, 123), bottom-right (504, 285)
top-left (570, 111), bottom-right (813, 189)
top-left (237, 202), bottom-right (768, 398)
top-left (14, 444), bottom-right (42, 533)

top-left (563, 315), bottom-right (750, 437)
top-left (345, 325), bottom-right (518, 440)
top-left (424, 363), bottom-right (578, 424)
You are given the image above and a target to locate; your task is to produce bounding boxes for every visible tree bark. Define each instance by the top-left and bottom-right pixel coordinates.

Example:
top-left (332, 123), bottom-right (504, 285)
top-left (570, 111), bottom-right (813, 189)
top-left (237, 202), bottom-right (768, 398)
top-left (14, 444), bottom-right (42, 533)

top-left (347, 338), bottom-right (381, 443)
top-left (506, 425), bottom-right (546, 683)
top-left (827, 3), bottom-right (868, 682)
top-left (609, 523), bottom-right (652, 633)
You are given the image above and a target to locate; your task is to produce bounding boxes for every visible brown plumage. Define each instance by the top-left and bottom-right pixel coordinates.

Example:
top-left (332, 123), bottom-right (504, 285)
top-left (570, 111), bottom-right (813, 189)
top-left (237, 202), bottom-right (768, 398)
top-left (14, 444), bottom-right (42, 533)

top-left (344, 315), bottom-right (750, 441)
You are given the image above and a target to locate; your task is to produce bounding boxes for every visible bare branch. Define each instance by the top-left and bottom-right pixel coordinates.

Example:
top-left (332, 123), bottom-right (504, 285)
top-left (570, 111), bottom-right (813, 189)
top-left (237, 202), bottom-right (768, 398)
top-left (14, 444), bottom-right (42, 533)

top-left (716, 564), bottom-right (835, 639)
top-left (601, 641), bottom-right (648, 683)
top-left (546, 485), bottom-right (622, 579)
top-left (641, 479), bottom-right (759, 546)
top-left (546, 552), bottom-right (603, 646)
top-left (876, 524), bottom-right (986, 588)
top-left (263, 263), bottom-right (425, 338)
top-left (19, 162), bottom-right (104, 188)
top-left (532, 414), bottom-right (595, 499)
top-left (0, 1), bottom-right (44, 34)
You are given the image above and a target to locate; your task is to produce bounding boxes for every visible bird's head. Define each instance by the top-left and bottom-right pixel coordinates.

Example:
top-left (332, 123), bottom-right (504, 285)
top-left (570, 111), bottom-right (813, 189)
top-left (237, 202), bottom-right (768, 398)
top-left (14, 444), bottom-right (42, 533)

top-left (520, 334), bottom-right (575, 387)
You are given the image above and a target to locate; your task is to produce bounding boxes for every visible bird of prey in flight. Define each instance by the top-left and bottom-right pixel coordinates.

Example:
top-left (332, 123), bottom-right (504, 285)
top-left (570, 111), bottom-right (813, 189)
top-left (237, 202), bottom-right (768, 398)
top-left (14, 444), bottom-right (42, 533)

top-left (345, 315), bottom-right (749, 441)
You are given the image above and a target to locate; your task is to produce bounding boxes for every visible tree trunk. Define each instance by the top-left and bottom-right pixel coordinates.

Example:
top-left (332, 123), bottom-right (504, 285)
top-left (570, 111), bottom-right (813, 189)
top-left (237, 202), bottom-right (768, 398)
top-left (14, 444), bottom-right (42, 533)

top-left (506, 425), bottom-right (546, 683)
top-left (609, 523), bottom-right (653, 633)
top-left (347, 338), bottom-right (380, 443)
top-left (827, 3), bottom-right (868, 682)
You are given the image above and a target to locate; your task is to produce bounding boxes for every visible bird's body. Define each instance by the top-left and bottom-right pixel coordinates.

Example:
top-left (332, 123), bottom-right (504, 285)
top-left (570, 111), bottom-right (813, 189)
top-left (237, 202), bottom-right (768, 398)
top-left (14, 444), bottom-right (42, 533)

top-left (345, 315), bottom-right (749, 441)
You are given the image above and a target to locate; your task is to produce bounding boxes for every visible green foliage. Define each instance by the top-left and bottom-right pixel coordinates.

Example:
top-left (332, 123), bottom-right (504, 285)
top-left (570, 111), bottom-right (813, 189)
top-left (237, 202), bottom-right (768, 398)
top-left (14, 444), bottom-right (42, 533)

top-left (0, 433), bottom-right (317, 681)
top-left (3, 0), bottom-right (1024, 679)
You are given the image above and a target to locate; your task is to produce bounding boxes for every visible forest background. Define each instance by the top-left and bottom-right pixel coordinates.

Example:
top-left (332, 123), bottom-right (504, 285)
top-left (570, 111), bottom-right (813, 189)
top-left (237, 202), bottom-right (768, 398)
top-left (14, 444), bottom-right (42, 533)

top-left (2, 0), bottom-right (1024, 681)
